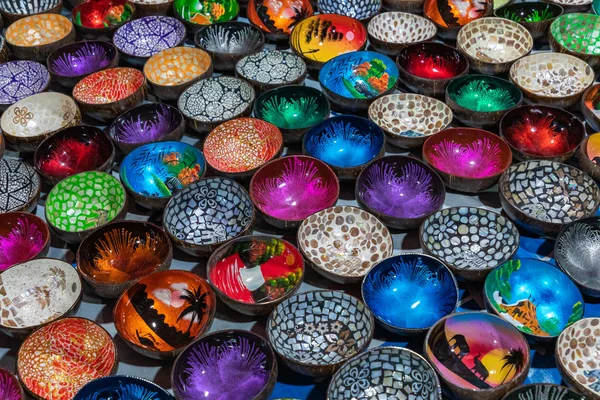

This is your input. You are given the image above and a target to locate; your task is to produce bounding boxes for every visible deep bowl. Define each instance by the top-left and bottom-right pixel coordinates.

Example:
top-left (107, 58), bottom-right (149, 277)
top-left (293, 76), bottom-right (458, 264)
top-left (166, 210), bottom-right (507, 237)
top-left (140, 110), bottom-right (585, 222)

top-left (502, 384), bottom-right (588, 400)
top-left (72, 0), bottom-right (135, 40)
top-left (368, 12), bottom-right (437, 55)
top-left (0, 212), bottom-right (50, 271)
top-left (578, 132), bottom-right (600, 181)
top-left (424, 0), bottom-right (492, 39)
top-left (582, 82), bottom-right (600, 133)
top-left (174, 0), bottom-right (239, 33)
top-left (494, 2), bottom-right (563, 42)
top-left (0, 159), bottom-right (40, 214)
top-left (0, 61), bottom-right (50, 112)
top-left (550, 13), bottom-right (600, 69)
top-left (235, 50), bottom-right (307, 92)
top-left (247, 0), bottom-right (313, 41)
top-left (0, 368), bottom-right (24, 400)
top-left (319, 0), bottom-right (380, 21)
top-left (0, 0), bottom-right (62, 24)
top-left (74, 376), bottom-right (174, 400)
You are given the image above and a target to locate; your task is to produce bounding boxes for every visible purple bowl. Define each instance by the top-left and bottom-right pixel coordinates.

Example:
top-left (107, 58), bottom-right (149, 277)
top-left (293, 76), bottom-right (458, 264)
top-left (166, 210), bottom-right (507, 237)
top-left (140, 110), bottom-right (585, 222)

top-left (0, 367), bottom-right (24, 399)
top-left (0, 61), bottom-right (50, 111)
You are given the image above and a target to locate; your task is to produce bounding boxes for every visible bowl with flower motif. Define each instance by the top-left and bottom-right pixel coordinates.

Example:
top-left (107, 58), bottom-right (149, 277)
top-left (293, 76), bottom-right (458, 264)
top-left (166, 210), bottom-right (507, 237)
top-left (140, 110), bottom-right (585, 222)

top-left (582, 83), bottom-right (600, 133)
top-left (502, 384), bottom-right (588, 400)
top-left (0, 212), bottom-right (50, 272)
top-left (368, 12), bottom-right (437, 55)
top-left (578, 132), bottom-right (600, 181)
top-left (174, 0), bottom-right (239, 33)
top-left (423, 0), bottom-right (492, 39)
top-left (494, 2), bottom-right (563, 42)
top-left (75, 376), bottom-right (174, 400)
top-left (0, 159), bottom-right (41, 214)
top-left (72, 0), bottom-right (135, 40)
top-left (0, 368), bottom-right (24, 400)
top-left (235, 50), bottom-right (307, 92)
top-left (247, 0), bottom-right (313, 41)
top-left (0, 61), bottom-right (50, 112)
top-left (0, 0), bottom-right (62, 24)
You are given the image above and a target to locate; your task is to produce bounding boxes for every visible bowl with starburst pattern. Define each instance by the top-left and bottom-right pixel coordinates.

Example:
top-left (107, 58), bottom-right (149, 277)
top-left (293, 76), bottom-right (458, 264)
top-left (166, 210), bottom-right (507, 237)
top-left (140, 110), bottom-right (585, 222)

top-left (494, 2), bottom-right (563, 42)
top-left (0, 368), bottom-right (24, 400)
top-left (550, 14), bottom-right (600, 69)
top-left (74, 376), bottom-right (174, 399)
top-left (0, 212), bottom-right (50, 272)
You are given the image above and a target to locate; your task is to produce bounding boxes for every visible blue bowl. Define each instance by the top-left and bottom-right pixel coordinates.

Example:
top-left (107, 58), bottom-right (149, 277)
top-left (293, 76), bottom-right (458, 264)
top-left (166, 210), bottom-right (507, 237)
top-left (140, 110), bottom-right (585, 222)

top-left (74, 376), bottom-right (173, 399)
top-left (484, 258), bottom-right (584, 339)
top-left (362, 253), bottom-right (459, 334)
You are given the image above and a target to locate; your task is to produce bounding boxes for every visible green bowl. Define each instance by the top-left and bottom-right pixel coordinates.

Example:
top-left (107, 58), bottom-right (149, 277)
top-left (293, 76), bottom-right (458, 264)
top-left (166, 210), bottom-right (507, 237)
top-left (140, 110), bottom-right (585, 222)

top-left (550, 13), bottom-right (600, 70)
top-left (174, 0), bottom-right (239, 32)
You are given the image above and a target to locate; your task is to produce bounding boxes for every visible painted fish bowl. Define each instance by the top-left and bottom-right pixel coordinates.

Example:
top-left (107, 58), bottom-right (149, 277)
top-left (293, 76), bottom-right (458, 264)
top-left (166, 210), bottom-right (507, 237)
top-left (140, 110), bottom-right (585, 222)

top-left (235, 50), bottom-right (307, 92)
top-left (494, 2), bottom-right (563, 42)
top-left (174, 0), bottom-right (239, 32)
top-left (247, 0), bottom-right (313, 41)
top-left (0, 368), bottom-right (24, 400)
top-left (72, 0), bottom-right (135, 39)
top-left (0, 61), bottom-right (50, 111)
top-left (74, 376), bottom-right (174, 399)
top-left (424, 0), bottom-right (492, 39)
top-left (0, 212), bottom-right (50, 271)
top-left (0, 159), bottom-right (41, 214)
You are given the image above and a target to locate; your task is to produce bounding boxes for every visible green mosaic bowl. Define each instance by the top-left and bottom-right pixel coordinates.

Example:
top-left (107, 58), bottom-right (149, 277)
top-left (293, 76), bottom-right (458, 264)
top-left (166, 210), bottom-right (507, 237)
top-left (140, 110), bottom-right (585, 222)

top-left (174, 0), bottom-right (239, 33)
top-left (45, 171), bottom-right (127, 243)
top-left (549, 13), bottom-right (600, 70)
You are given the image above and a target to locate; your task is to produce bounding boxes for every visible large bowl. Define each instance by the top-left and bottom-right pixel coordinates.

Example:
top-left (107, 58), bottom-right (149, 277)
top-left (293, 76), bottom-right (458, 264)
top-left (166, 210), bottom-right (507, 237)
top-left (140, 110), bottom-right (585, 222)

top-left (0, 159), bottom-right (40, 214)
top-left (319, 0), bottom-right (380, 21)
top-left (582, 83), bottom-right (600, 132)
top-left (72, 0), bottom-right (135, 40)
top-left (424, 0), bottom-right (492, 39)
top-left (368, 12), bottom-right (437, 55)
top-left (174, 0), bottom-right (239, 33)
top-left (74, 376), bottom-right (174, 400)
top-left (550, 13), bottom-right (600, 69)
top-left (0, 212), bottom-right (50, 271)
top-left (0, 368), bottom-right (24, 400)
top-left (502, 384), bottom-right (588, 400)
top-left (247, 0), bottom-right (313, 41)
top-left (578, 132), bottom-right (600, 181)
top-left (235, 50), bottom-right (307, 92)
top-left (0, 61), bottom-right (50, 112)
top-left (494, 2), bottom-right (563, 42)
top-left (0, 0), bottom-right (62, 24)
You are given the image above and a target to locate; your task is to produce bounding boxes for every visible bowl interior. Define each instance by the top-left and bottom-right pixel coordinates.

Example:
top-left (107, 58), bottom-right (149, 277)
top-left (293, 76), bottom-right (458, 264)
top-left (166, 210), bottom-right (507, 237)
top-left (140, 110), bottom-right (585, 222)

top-left (254, 86), bottom-right (329, 130)
top-left (0, 61), bottom-right (50, 105)
top-left (0, 213), bottom-right (49, 271)
top-left (247, 0), bottom-right (312, 35)
top-left (503, 385), bottom-right (587, 400)
top-left (74, 68), bottom-right (144, 105)
top-left (551, 13), bottom-right (600, 55)
top-left (0, 369), bottom-right (22, 400)
top-left (74, 376), bottom-right (173, 400)
top-left (424, 0), bottom-right (490, 28)
top-left (109, 103), bottom-right (183, 145)
top-left (72, 0), bottom-right (134, 28)
top-left (6, 14), bottom-right (71, 46)
top-left (236, 50), bottom-right (306, 85)
top-left (48, 41), bottom-right (116, 78)
top-left (196, 22), bottom-right (262, 54)
top-left (0, 159), bottom-right (40, 213)
top-left (369, 12), bottom-right (437, 43)
top-left (0, 0), bottom-right (61, 14)
top-left (319, 0), bottom-right (379, 20)
top-left (495, 2), bottom-right (562, 23)
top-left (448, 75), bottom-right (521, 112)
top-left (144, 47), bottom-right (212, 87)
top-left (586, 133), bottom-right (600, 167)
top-left (114, 16), bottom-right (186, 58)
top-left (583, 84), bottom-right (600, 116)
top-left (398, 42), bottom-right (468, 80)
top-left (174, 0), bottom-right (239, 24)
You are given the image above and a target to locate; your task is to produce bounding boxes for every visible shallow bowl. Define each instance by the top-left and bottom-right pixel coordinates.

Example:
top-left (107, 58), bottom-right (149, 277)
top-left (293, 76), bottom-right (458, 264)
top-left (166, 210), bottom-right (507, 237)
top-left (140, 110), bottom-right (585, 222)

top-left (0, 0), bottom-right (62, 24)
top-left (0, 212), bottom-right (50, 271)
top-left (502, 384), bottom-right (588, 400)
top-left (550, 14), bottom-right (600, 69)
top-left (247, 0), bottom-right (313, 41)
top-left (424, 0), bottom-right (492, 39)
top-left (578, 132), bottom-right (600, 181)
top-left (0, 159), bottom-right (40, 214)
top-left (129, 0), bottom-right (173, 16)
top-left (72, 0), bottom-right (135, 40)
top-left (235, 50), bottom-right (307, 92)
top-left (581, 83), bottom-right (600, 132)
top-left (174, 0), bottom-right (239, 33)
top-left (0, 61), bottom-right (50, 112)
top-left (319, 0), bottom-right (380, 21)
top-left (368, 12), bottom-right (437, 55)
top-left (74, 376), bottom-right (174, 399)
top-left (494, 2), bottom-right (563, 42)
top-left (0, 368), bottom-right (24, 400)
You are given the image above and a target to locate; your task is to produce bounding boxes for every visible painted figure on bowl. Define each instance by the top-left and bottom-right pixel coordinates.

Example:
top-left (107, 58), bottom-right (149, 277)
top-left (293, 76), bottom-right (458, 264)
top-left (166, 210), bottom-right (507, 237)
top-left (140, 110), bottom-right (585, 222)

top-left (0, 217), bottom-right (46, 271)
top-left (175, 0), bottom-right (239, 24)
top-left (424, 0), bottom-right (491, 29)
top-left (247, 0), bottom-right (313, 37)
top-left (73, 0), bottom-right (134, 28)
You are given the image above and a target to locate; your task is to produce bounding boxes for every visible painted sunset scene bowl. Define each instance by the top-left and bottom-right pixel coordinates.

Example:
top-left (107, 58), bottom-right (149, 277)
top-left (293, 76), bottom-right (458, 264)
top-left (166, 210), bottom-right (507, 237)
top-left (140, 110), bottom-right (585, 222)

top-left (47, 41), bottom-right (118, 87)
top-left (72, 0), bottom-right (134, 29)
top-left (0, 368), bottom-right (23, 400)
top-left (247, 0), bottom-right (313, 39)
top-left (0, 212), bottom-right (50, 271)
top-left (0, 61), bottom-right (50, 110)
top-left (74, 376), bottom-right (173, 400)
top-left (174, 0), bottom-right (239, 27)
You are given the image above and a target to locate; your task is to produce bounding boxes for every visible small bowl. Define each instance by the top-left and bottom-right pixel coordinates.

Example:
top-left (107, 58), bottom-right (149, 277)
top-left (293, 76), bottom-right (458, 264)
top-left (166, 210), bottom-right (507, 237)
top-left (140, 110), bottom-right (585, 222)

top-left (72, 0), bottom-right (135, 40)
top-left (115, 270), bottom-right (216, 359)
top-left (130, 0), bottom-right (173, 16)
top-left (421, 207), bottom-right (519, 282)
top-left (382, 0), bottom-right (424, 13)
top-left (368, 93), bottom-right (453, 149)
top-left (75, 376), bottom-right (174, 400)
top-left (144, 47), bottom-right (213, 102)
top-left (0, 0), bottom-right (62, 24)
top-left (17, 317), bottom-right (117, 399)
top-left (247, 0), bottom-right (313, 41)
top-left (319, 0), bottom-right (380, 21)
top-left (494, 2), bottom-right (563, 42)
top-left (509, 52), bottom-right (594, 109)
top-left (0, 368), bottom-right (24, 400)
top-left (502, 384), bottom-right (588, 400)
top-left (303, 115), bottom-right (385, 180)
top-left (0, 61), bottom-right (50, 112)
top-left (578, 132), bottom-right (600, 181)
top-left (45, 171), bottom-right (127, 243)
top-left (163, 177), bottom-right (254, 256)
top-left (424, 312), bottom-right (530, 400)
top-left (120, 141), bottom-right (206, 209)
top-left (397, 42), bottom-right (470, 98)
top-left (73, 67), bottom-right (146, 122)
top-left (1, 92), bottom-right (81, 153)
top-left (0, 159), bottom-right (40, 214)
top-left (424, 0), bottom-right (492, 39)
top-left (319, 51), bottom-right (399, 112)
top-left (0, 212), bottom-right (50, 271)
top-left (268, 290), bottom-right (374, 376)
top-left (550, 14), bottom-right (600, 70)
top-left (178, 76), bottom-right (255, 134)
top-left (297, 205), bottom-right (393, 284)
top-left (582, 83), bottom-right (600, 132)
top-left (172, 330), bottom-right (277, 400)
top-left (235, 50), bottom-right (307, 92)
top-left (499, 160), bottom-right (600, 238)
top-left (77, 220), bottom-right (173, 298)
top-left (34, 125), bottom-right (115, 186)
top-left (174, 0), bottom-right (239, 33)
top-left (500, 105), bottom-right (584, 162)
top-left (368, 12), bottom-right (437, 55)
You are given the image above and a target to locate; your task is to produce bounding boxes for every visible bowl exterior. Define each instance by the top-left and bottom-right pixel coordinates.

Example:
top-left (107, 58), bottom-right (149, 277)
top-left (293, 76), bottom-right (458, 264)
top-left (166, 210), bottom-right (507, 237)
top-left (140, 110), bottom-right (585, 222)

top-left (148, 65), bottom-right (213, 102)
top-left (77, 84), bottom-right (146, 123)
top-left (0, 1), bottom-right (63, 25)
top-left (578, 136), bottom-right (600, 181)
top-left (8, 20), bottom-right (75, 62)
top-left (132, 0), bottom-right (173, 16)
top-left (382, 0), bottom-right (424, 12)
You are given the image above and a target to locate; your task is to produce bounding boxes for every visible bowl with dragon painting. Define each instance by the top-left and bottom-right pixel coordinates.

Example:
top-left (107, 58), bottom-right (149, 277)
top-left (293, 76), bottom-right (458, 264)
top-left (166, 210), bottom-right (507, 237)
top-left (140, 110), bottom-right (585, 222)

top-left (303, 115), bottom-right (386, 180)
top-left (115, 270), bottom-right (216, 359)
top-left (172, 329), bottom-right (277, 400)
top-left (247, 0), bottom-right (313, 41)
top-left (174, 0), bottom-right (239, 33)
top-left (319, 0), bottom-right (380, 21)
top-left (235, 50), bottom-right (307, 92)
top-left (0, 368), bottom-right (24, 400)
top-left (423, 0), bottom-right (492, 39)
top-left (0, 0), bottom-right (62, 24)
top-left (582, 83), bottom-right (600, 133)
top-left (0, 61), bottom-right (50, 112)
top-left (75, 376), bottom-right (174, 399)
top-left (368, 12), bottom-right (437, 55)
top-left (268, 290), bottom-right (374, 376)
top-left (129, 0), bottom-right (173, 16)
top-left (0, 159), bottom-right (41, 214)
top-left (578, 132), bottom-right (600, 181)
top-left (494, 2), bottom-right (563, 42)
top-left (502, 384), bottom-right (588, 400)
top-left (550, 14), bottom-right (600, 68)
top-left (72, 0), bottom-right (135, 40)
top-left (77, 220), bottom-right (173, 298)
top-left (0, 212), bottom-right (50, 272)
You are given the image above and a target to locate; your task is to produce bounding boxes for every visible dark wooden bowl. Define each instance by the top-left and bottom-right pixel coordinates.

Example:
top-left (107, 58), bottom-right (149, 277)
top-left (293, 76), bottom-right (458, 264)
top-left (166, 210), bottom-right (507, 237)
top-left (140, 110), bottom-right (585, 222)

top-left (382, 0), bottom-right (424, 12)
top-left (130, 0), bottom-right (173, 16)
top-left (581, 83), bottom-right (600, 132)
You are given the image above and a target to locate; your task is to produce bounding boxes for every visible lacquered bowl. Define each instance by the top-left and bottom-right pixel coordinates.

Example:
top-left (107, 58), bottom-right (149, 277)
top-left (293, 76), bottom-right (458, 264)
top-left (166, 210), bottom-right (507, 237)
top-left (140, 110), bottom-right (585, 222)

top-left (582, 82), bottom-right (600, 132)
top-left (550, 14), bottom-right (600, 70)
top-left (0, 0), bottom-right (61, 25)
top-left (174, 0), bottom-right (239, 33)
top-left (268, 290), bottom-right (374, 376)
top-left (0, 368), bottom-right (24, 400)
top-left (34, 125), bottom-right (115, 186)
top-left (368, 12), bottom-right (437, 55)
top-left (424, 312), bottom-right (530, 400)
top-left (163, 177), bottom-right (254, 256)
top-left (382, 0), bottom-right (424, 12)
top-left (247, 0), bottom-right (313, 41)
top-left (502, 384), bottom-right (588, 400)
top-left (297, 206), bottom-right (393, 284)
top-left (130, 0), bottom-right (173, 16)
top-left (0, 37), bottom-right (7, 65)
top-left (5, 13), bottom-right (74, 61)
top-left (235, 50), bottom-right (307, 92)
top-left (499, 160), bottom-right (600, 237)
top-left (77, 220), bottom-right (173, 298)
top-left (172, 330), bottom-right (277, 400)
top-left (0, 212), bottom-right (50, 271)
top-left (494, 2), bottom-right (563, 42)
top-left (319, 0), bottom-right (380, 21)
top-left (425, 0), bottom-right (492, 39)
top-left (0, 61), bottom-right (50, 112)
top-left (1, 92), bottom-right (81, 153)
top-left (578, 132), bottom-right (600, 181)
top-left (0, 159), bottom-right (40, 214)
top-left (74, 376), bottom-right (174, 400)
top-left (547, 0), bottom-right (590, 11)
top-left (72, 0), bottom-right (135, 40)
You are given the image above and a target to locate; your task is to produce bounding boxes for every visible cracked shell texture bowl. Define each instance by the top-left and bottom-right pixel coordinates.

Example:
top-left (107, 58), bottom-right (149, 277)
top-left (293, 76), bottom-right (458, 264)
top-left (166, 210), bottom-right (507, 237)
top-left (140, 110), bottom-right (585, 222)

top-left (0, 368), bottom-right (24, 400)
top-left (550, 13), bottom-right (600, 69)
top-left (0, 61), bottom-right (50, 112)
top-left (74, 376), bottom-right (174, 400)
top-left (235, 50), bottom-right (307, 92)
top-left (0, 0), bottom-right (62, 25)
top-left (174, 0), bottom-right (239, 33)
top-left (318, 0), bottom-right (380, 21)
top-left (368, 12), bottom-right (437, 55)
top-left (0, 159), bottom-right (40, 214)
top-left (247, 0), bottom-right (313, 41)
top-left (494, 2), bottom-right (563, 42)
top-left (502, 384), bottom-right (588, 400)
top-left (0, 212), bottom-right (50, 271)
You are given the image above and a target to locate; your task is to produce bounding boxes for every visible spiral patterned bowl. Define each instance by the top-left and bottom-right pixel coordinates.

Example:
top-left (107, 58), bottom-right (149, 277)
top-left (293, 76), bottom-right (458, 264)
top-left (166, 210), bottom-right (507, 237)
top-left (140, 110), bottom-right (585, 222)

top-left (368, 12), bottom-right (437, 55)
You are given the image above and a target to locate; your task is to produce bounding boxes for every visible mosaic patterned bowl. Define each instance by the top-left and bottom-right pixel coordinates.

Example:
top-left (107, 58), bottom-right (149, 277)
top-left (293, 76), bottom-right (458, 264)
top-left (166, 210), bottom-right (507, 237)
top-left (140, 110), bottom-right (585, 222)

top-left (74, 376), bottom-right (174, 400)
top-left (499, 160), bottom-right (600, 237)
top-left (494, 2), bottom-right (563, 42)
top-left (319, 0), bottom-right (380, 21)
top-left (0, 0), bottom-right (62, 24)
top-left (235, 50), bottom-right (307, 92)
top-left (247, 0), bottom-right (313, 41)
top-left (578, 132), bottom-right (600, 181)
top-left (0, 212), bottom-right (50, 272)
top-left (0, 368), bottom-right (24, 400)
top-left (424, 312), bottom-right (530, 400)
top-left (0, 159), bottom-right (40, 214)
top-left (382, 0), bottom-right (424, 12)
top-left (368, 12), bottom-right (437, 55)
top-left (163, 177), bottom-right (254, 256)
top-left (172, 330), bottom-right (277, 400)
top-left (268, 290), bottom-right (374, 376)
top-left (0, 92), bottom-right (81, 153)
top-left (129, 0), bottom-right (173, 16)
top-left (72, 0), bottom-right (135, 40)
top-left (0, 61), bottom-right (50, 111)
top-left (548, 0), bottom-right (591, 11)
top-left (502, 384), bottom-right (588, 400)
top-left (174, 0), bottom-right (239, 33)
top-left (424, 0), bottom-right (492, 39)
top-left (582, 83), bottom-right (600, 133)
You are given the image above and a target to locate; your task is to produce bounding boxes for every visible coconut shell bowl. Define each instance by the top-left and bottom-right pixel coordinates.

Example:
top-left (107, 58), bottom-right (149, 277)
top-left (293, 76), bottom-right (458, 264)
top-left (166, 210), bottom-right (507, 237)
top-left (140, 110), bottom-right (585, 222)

top-left (550, 14), bottom-right (600, 70)
top-left (74, 376), bottom-right (174, 399)
top-left (318, 0), bottom-right (380, 21)
top-left (172, 330), bottom-right (277, 400)
top-left (174, 0), bottom-right (239, 33)
top-left (0, 212), bottom-right (50, 271)
top-left (0, 61), bottom-right (50, 112)
top-left (368, 12), bottom-right (437, 55)
top-left (128, 0), bottom-right (173, 16)
top-left (582, 83), bottom-right (600, 133)
top-left (382, 0), bottom-right (424, 12)
top-left (267, 290), bottom-right (374, 377)
top-left (235, 50), bottom-right (307, 93)
top-left (77, 220), bottom-right (173, 298)
top-left (0, 159), bottom-right (41, 214)
top-left (0, 368), bottom-right (24, 400)
top-left (247, 0), bottom-right (313, 41)
top-left (579, 132), bottom-right (600, 181)
top-left (503, 384), bottom-right (588, 400)
top-left (0, 0), bottom-right (62, 24)
top-left (494, 2), bottom-right (563, 42)
top-left (72, 0), bottom-right (135, 40)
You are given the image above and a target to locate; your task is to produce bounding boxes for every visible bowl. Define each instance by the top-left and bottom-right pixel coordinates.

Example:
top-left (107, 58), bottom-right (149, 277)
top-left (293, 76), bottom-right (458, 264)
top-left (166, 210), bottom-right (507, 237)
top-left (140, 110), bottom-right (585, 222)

top-left (0, 258), bottom-right (82, 337)
top-left (0, 92), bottom-right (81, 153)
top-left (120, 141), bottom-right (206, 209)
top-left (499, 105), bottom-right (584, 162)
top-left (174, 0), bottom-right (239, 33)
top-left (382, 0), bottom-right (423, 12)
top-left (424, 312), bottom-right (531, 400)
top-left (72, 0), bottom-right (135, 40)
top-left (582, 83), bottom-right (600, 132)
top-left (129, 0), bottom-right (173, 15)
top-left (424, 0), bottom-right (492, 39)
top-left (550, 14), bottom-right (600, 70)
top-left (77, 220), bottom-right (173, 298)
top-left (235, 50), bottom-right (307, 92)
top-left (494, 2), bottom-right (563, 42)
top-left (17, 317), bottom-right (117, 399)
top-left (0, 61), bottom-right (50, 112)
top-left (203, 118), bottom-right (282, 179)
top-left (144, 47), bottom-right (213, 102)
top-left (172, 330), bottom-right (277, 400)
top-left (0, 0), bottom-right (62, 24)
top-left (250, 155), bottom-right (339, 229)
top-left (421, 207), bottom-right (519, 282)
top-left (113, 16), bottom-right (187, 67)
top-left (34, 125), bottom-right (115, 186)
top-left (303, 115), bottom-right (385, 180)
top-left (368, 93), bottom-right (453, 149)
top-left (578, 132), bottom-right (600, 181)
top-left (0, 159), bottom-right (40, 214)
top-left (73, 67), bottom-right (146, 122)
top-left (509, 52), bottom-right (594, 109)
top-left (0, 37), bottom-right (7, 65)
top-left (297, 205), bottom-right (393, 284)
top-left (247, 0), bottom-right (313, 41)
top-left (74, 376), bottom-right (174, 399)
top-left (319, 51), bottom-right (399, 112)
top-left (5, 13), bottom-right (74, 61)
top-left (267, 290), bottom-right (374, 376)
top-left (178, 76), bottom-right (255, 134)
top-left (319, 0), bottom-right (380, 21)
top-left (114, 270), bottom-right (216, 359)
top-left (397, 42), bottom-right (470, 98)
top-left (368, 12), bottom-right (437, 55)
top-left (163, 177), bottom-right (254, 256)
top-left (45, 171), bottom-right (127, 243)
top-left (0, 212), bottom-right (50, 271)
top-left (0, 368), bottom-right (24, 400)
top-left (108, 103), bottom-right (185, 154)
top-left (499, 160), bottom-right (600, 237)
top-left (502, 384), bottom-right (588, 400)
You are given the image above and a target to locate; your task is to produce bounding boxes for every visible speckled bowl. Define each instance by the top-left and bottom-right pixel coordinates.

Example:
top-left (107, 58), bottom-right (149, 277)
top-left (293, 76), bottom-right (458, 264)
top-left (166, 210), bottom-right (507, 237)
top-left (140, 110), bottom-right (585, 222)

top-left (502, 384), bottom-right (588, 400)
top-left (382, 0), bottom-right (424, 12)
top-left (0, 61), bottom-right (50, 112)
top-left (0, 212), bottom-right (50, 272)
top-left (582, 83), bottom-right (600, 132)
top-left (0, 0), bottom-right (62, 24)
top-left (74, 376), bottom-right (174, 399)
top-left (0, 368), bottom-right (24, 400)
top-left (494, 2), bottom-right (563, 42)
top-left (319, 0), bottom-right (380, 21)
top-left (247, 0), bottom-right (313, 41)
top-left (0, 159), bottom-right (41, 214)
top-left (235, 50), bottom-right (307, 92)
top-left (174, 0), bottom-right (239, 33)
top-left (368, 12), bottom-right (437, 55)
top-left (72, 0), bottom-right (135, 40)
top-left (578, 132), bottom-right (600, 181)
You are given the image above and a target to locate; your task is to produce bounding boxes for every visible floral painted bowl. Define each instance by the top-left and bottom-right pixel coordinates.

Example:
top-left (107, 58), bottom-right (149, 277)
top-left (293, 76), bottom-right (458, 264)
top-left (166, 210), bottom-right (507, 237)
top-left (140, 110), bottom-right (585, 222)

top-left (235, 50), bottom-right (307, 92)
top-left (494, 2), bottom-right (563, 42)
top-left (74, 376), bottom-right (174, 399)
top-left (0, 61), bottom-right (50, 111)
top-left (208, 235), bottom-right (304, 315)
top-left (247, 0), bottom-right (313, 41)
top-left (502, 384), bottom-right (588, 400)
top-left (0, 92), bottom-right (81, 153)
top-left (172, 330), bottom-right (277, 400)
top-left (268, 290), bottom-right (374, 376)
top-left (319, 0), bottom-right (380, 21)
top-left (77, 220), bottom-right (173, 298)
top-left (355, 155), bottom-right (445, 229)
top-left (163, 177), bottom-right (254, 256)
top-left (0, 0), bottom-right (62, 24)
top-left (0, 212), bottom-right (50, 271)
top-left (174, 0), bottom-right (239, 33)
top-left (550, 14), bottom-right (600, 65)
top-left (578, 132), bottom-right (600, 181)
top-left (368, 12), bottom-right (437, 55)
top-left (72, 0), bottom-right (135, 40)
top-left (0, 159), bottom-right (41, 214)
top-left (582, 83), bottom-right (600, 133)
top-left (424, 0), bottom-right (491, 39)
top-left (0, 368), bottom-right (24, 400)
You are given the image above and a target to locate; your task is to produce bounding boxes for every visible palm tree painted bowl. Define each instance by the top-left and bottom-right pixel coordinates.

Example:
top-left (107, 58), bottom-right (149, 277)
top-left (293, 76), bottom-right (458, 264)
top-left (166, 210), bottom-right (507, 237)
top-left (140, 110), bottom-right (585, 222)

top-left (72, 0), bottom-right (135, 40)
top-left (368, 93), bottom-right (452, 149)
top-left (382, 0), bottom-right (425, 13)
top-left (0, 92), bottom-right (81, 154)
top-left (509, 52), bottom-right (594, 109)
top-left (45, 171), bottom-right (127, 243)
top-left (129, 0), bottom-right (173, 16)
top-left (297, 206), bottom-right (393, 284)
top-left (578, 133), bottom-right (600, 181)
top-left (424, 312), bottom-right (530, 400)
top-left (0, 0), bottom-right (62, 25)
top-left (368, 12), bottom-right (437, 55)
top-left (74, 376), bottom-right (174, 399)
top-left (73, 67), bottom-right (146, 122)
top-left (77, 220), bottom-right (173, 298)
top-left (424, 0), bottom-right (491, 39)
top-left (0, 368), bottom-right (24, 400)
top-left (17, 317), bottom-right (117, 399)
top-left (0, 159), bottom-right (40, 214)
top-left (174, 0), bottom-right (239, 33)
top-left (163, 177), bottom-right (254, 256)
top-left (235, 50), bottom-right (307, 92)
top-left (319, 0), bottom-right (380, 21)
top-left (247, 0), bottom-right (313, 41)
top-left (0, 212), bottom-right (50, 272)
top-left (397, 42), bottom-right (470, 98)
top-left (144, 47), bottom-right (213, 102)
top-left (502, 384), bottom-right (588, 400)
top-left (172, 330), bottom-right (277, 400)
top-left (0, 61), bottom-right (50, 112)
top-left (267, 290), bottom-right (374, 377)
top-left (494, 2), bottom-right (563, 42)
top-left (582, 83), bottom-right (600, 133)
top-left (499, 160), bottom-right (600, 238)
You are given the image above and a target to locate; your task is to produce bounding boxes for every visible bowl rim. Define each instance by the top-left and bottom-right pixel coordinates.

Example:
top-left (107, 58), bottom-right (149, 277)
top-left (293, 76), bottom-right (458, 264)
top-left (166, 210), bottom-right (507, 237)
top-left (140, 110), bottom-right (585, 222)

top-left (194, 21), bottom-right (265, 57)
top-left (396, 41), bottom-right (470, 81)
top-left (74, 375), bottom-right (174, 399)
top-left (5, 13), bottom-right (74, 47)
top-left (446, 74), bottom-right (524, 113)
top-left (143, 46), bottom-right (213, 88)
top-left (0, 211), bottom-right (51, 262)
top-left (318, 0), bottom-right (381, 20)
top-left (550, 12), bottom-right (600, 55)
top-left (501, 383), bottom-right (586, 400)
top-left (71, 0), bottom-right (136, 29)
top-left (0, 0), bottom-right (62, 15)
top-left (73, 67), bottom-right (146, 106)
top-left (0, 61), bottom-right (50, 106)
top-left (234, 50), bottom-right (307, 86)
top-left (114, 15), bottom-right (187, 58)
top-left (46, 40), bottom-right (119, 79)
top-left (108, 102), bottom-right (185, 144)
top-left (367, 11), bottom-right (438, 43)
top-left (493, 1), bottom-right (564, 21)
